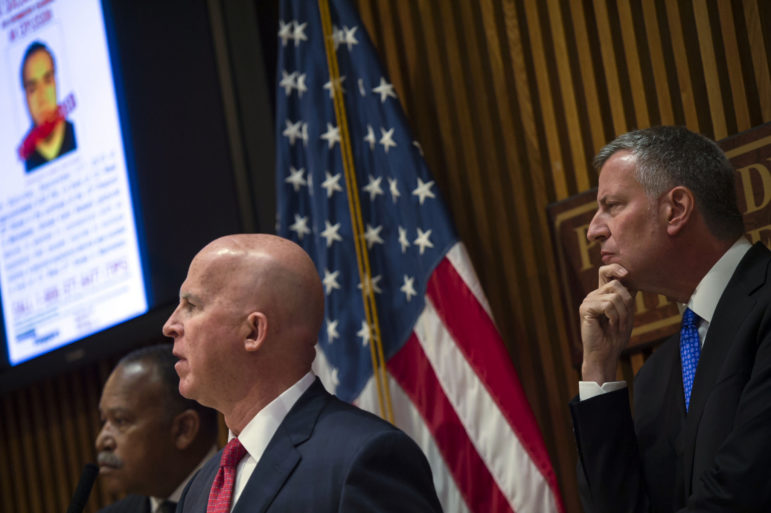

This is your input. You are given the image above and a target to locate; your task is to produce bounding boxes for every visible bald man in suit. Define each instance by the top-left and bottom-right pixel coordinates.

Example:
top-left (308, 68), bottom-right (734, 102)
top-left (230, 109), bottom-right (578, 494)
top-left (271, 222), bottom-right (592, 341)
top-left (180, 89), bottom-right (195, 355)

top-left (163, 234), bottom-right (442, 512)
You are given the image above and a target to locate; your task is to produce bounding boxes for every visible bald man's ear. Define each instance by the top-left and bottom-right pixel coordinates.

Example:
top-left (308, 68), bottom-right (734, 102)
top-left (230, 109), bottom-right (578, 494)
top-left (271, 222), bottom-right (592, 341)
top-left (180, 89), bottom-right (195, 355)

top-left (664, 186), bottom-right (695, 236)
top-left (172, 409), bottom-right (200, 450)
top-left (245, 312), bottom-right (268, 352)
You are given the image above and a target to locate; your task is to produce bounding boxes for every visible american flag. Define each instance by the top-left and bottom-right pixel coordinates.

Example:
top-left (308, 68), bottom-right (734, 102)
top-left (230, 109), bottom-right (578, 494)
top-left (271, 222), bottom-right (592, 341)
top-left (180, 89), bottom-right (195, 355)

top-left (275, 1), bottom-right (564, 511)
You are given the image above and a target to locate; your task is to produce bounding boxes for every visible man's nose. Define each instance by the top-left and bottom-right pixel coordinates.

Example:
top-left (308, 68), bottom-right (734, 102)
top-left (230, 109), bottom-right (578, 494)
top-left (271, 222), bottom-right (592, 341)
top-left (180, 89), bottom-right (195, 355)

top-left (162, 319), bottom-right (175, 338)
top-left (95, 425), bottom-right (113, 451)
top-left (586, 211), bottom-right (608, 242)
top-left (162, 310), bottom-right (180, 338)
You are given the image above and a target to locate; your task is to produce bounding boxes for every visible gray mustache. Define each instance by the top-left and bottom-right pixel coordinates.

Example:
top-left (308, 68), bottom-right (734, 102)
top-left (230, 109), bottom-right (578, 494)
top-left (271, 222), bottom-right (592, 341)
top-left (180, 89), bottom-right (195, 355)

top-left (97, 452), bottom-right (123, 468)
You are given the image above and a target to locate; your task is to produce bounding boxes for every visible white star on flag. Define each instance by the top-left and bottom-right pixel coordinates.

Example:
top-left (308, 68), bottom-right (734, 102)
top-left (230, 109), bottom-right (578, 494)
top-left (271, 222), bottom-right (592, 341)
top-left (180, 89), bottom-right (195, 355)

top-left (292, 21), bottom-right (308, 46)
top-left (412, 177), bottom-right (436, 205)
top-left (362, 175), bottom-right (383, 201)
top-left (388, 177), bottom-right (401, 203)
top-left (278, 20), bottom-right (293, 46)
top-left (289, 214), bottom-right (311, 239)
top-left (326, 319), bottom-right (340, 342)
top-left (321, 171), bottom-right (343, 197)
top-left (282, 120), bottom-right (305, 145)
top-left (320, 220), bottom-right (343, 247)
top-left (358, 274), bottom-right (383, 295)
top-left (356, 320), bottom-right (371, 346)
top-left (414, 227), bottom-right (434, 255)
top-left (321, 123), bottom-right (341, 149)
top-left (322, 268), bottom-right (341, 295)
top-left (397, 226), bottom-right (410, 253)
top-left (379, 127), bottom-right (397, 153)
top-left (285, 166), bottom-right (307, 191)
top-left (343, 25), bottom-right (359, 51)
top-left (400, 275), bottom-right (417, 301)
top-left (279, 70), bottom-right (297, 95)
top-left (295, 73), bottom-right (308, 97)
top-left (323, 75), bottom-right (346, 98)
top-left (363, 223), bottom-right (384, 248)
top-left (372, 77), bottom-right (397, 103)
top-left (364, 125), bottom-right (376, 150)
top-left (331, 25), bottom-right (345, 50)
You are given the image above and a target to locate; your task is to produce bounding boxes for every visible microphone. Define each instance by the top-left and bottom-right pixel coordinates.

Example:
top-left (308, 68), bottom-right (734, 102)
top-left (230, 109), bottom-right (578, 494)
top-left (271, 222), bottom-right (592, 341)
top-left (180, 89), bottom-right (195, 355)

top-left (65, 463), bottom-right (99, 513)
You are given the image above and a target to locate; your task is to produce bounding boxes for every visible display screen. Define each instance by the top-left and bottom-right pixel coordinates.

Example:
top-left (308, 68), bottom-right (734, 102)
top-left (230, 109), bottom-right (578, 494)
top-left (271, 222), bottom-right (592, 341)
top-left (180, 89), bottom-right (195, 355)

top-left (0, 0), bottom-right (148, 366)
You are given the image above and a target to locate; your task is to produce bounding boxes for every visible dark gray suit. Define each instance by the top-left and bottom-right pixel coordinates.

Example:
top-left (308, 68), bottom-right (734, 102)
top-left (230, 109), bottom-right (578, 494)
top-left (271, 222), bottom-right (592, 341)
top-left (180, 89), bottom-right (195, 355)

top-left (97, 494), bottom-right (150, 513)
top-left (571, 242), bottom-right (771, 512)
top-left (177, 378), bottom-right (442, 512)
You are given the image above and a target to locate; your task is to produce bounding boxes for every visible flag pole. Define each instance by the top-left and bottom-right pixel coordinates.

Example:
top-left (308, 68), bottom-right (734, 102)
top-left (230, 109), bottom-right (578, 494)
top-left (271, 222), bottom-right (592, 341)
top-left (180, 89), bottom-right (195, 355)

top-left (317, 0), bottom-right (394, 423)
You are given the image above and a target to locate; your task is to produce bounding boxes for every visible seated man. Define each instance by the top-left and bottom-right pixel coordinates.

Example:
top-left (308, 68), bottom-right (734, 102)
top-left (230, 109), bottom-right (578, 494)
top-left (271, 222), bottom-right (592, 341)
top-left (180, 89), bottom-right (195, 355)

top-left (162, 233), bottom-right (442, 512)
top-left (96, 343), bottom-right (219, 513)
top-left (571, 126), bottom-right (771, 512)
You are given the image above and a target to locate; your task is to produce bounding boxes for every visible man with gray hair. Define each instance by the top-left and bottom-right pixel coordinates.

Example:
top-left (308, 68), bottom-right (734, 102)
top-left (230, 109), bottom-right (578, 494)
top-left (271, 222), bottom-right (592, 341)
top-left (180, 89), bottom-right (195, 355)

top-left (570, 126), bottom-right (771, 512)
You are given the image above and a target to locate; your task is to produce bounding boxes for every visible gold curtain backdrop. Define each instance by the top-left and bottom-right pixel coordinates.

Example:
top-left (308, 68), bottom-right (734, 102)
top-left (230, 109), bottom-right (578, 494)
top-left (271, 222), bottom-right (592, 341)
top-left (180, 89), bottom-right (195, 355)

top-left (1, 1), bottom-right (770, 512)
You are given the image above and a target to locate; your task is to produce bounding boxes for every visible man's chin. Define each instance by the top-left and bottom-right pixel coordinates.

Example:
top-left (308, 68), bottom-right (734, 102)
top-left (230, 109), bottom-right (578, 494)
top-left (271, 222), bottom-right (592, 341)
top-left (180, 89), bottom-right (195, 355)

top-left (97, 473), bottom-right (124, 495)
top-left (178, 379), bottom-right (197, 401)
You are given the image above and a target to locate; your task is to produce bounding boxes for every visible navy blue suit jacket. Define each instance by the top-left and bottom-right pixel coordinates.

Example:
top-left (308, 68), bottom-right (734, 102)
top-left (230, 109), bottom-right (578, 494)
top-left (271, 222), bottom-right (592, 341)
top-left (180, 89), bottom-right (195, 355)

top-left (177, 379), bottom-right (442, 512)
top-left (571, 243), bottom-right (771, 512)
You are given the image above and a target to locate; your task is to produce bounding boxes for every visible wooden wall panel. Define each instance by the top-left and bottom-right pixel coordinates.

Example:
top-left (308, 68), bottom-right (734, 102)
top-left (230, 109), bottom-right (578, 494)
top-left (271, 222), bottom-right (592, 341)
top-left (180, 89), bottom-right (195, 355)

top-left (0, 1), bottom-right (770, 512)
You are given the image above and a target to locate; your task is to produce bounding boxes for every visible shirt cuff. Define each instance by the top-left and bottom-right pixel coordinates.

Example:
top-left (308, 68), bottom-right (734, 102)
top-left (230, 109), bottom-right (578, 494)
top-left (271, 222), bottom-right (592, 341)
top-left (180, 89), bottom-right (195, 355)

top-left (579, 380), bottom-right (627, 401)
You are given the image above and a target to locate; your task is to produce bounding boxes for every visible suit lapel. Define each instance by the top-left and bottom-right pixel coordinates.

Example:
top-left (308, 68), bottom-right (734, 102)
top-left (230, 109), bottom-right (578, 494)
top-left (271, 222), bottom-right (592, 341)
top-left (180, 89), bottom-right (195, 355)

top-left (680, 243), bottom-right (769, 495)
top-left (231, 434), bottom-right (301, 513)
top-left (182, 455), bottom-right (220, 513)
top-left (232, 379), bottom-right (330, 513)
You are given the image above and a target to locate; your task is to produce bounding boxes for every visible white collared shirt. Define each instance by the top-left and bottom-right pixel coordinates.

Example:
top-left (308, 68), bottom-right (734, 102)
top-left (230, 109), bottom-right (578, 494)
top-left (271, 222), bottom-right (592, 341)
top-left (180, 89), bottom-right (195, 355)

top-left (149, 445), bottom-right (218, 512)
top-left (579, 237), bottom-right (752, 400)
top-left (686, 237), bottom-right (753, 344)
top-left (229, 371), bottom-right (316, 510)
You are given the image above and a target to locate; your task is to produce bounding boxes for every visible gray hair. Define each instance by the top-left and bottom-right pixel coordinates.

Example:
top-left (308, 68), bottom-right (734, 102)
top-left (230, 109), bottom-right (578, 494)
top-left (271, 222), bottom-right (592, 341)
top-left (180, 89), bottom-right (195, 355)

top-left (594, 126), bottom-right (744, 241)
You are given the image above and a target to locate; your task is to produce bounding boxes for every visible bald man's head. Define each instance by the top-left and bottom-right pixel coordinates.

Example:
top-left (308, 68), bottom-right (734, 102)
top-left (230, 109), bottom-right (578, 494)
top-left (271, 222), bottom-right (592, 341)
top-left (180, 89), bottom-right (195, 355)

top-left (199, 234), bottom-right (325, 344)
top-left (163, 234), bottom-right (324, 409)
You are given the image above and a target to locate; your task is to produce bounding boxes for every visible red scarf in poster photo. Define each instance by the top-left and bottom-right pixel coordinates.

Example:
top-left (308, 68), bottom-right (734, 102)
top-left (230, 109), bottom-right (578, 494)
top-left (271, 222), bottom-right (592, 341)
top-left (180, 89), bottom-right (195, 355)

top-left (17, 92), bottom-right (76, 161)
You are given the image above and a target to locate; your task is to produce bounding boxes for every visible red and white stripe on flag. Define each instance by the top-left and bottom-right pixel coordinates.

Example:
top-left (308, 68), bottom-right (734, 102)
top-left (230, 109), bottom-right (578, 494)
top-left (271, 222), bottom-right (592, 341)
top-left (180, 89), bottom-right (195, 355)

top-left (314, 243), bottom-right (565, 513)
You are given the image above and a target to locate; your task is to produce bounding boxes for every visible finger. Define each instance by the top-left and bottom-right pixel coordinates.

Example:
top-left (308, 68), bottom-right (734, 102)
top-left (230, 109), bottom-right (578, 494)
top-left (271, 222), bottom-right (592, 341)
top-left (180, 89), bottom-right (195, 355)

top-left (580, 295), bottom-right (618, 325)
top-left (581, 290), bottom-right (633, 328)
top-left (598, 279), bottom-right (635, 306)
top-left (598, 264), bottom-right (629, 287)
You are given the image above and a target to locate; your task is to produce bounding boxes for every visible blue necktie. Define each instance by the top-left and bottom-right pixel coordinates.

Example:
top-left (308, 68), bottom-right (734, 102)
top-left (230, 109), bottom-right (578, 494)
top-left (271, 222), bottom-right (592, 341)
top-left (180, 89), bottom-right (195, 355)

top-left (680, 308), bottom-right (701, 412)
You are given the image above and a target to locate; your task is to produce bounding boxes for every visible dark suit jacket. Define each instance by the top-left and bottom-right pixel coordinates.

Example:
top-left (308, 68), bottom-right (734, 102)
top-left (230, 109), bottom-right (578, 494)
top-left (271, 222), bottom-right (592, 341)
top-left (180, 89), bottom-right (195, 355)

top-left (570, 242), bottom-right (771, 513)
top-left (177, 378), bottom-right (442, 513)
top-left (97, 494), bottom-right (150, 513)
top-left (24, 119), bottom-right (77, 172)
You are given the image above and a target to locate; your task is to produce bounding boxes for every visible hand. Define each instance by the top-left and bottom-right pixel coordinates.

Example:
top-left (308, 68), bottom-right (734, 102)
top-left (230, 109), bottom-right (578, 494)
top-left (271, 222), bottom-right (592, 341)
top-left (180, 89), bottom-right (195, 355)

top-left (579, 264), bottom-right (636, 384)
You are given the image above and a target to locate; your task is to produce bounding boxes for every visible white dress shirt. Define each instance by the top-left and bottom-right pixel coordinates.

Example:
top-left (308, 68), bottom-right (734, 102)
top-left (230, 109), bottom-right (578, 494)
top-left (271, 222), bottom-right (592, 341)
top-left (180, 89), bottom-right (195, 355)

top-left (579, 237), bottom-right (752, 400)
top-left (229, 371), bottom-right (316, 510)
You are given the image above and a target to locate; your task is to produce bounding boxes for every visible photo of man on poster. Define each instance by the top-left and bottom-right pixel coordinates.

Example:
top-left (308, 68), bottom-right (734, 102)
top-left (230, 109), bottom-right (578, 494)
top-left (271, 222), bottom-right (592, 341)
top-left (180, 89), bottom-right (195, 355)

top-left (18, 40), bottom-right (77, 172)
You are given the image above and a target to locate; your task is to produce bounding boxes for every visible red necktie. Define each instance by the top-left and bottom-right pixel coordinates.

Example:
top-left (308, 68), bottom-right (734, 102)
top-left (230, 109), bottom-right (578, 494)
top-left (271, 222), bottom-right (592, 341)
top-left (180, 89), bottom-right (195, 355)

top-left (207, 437), bottom-right (247, 513)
